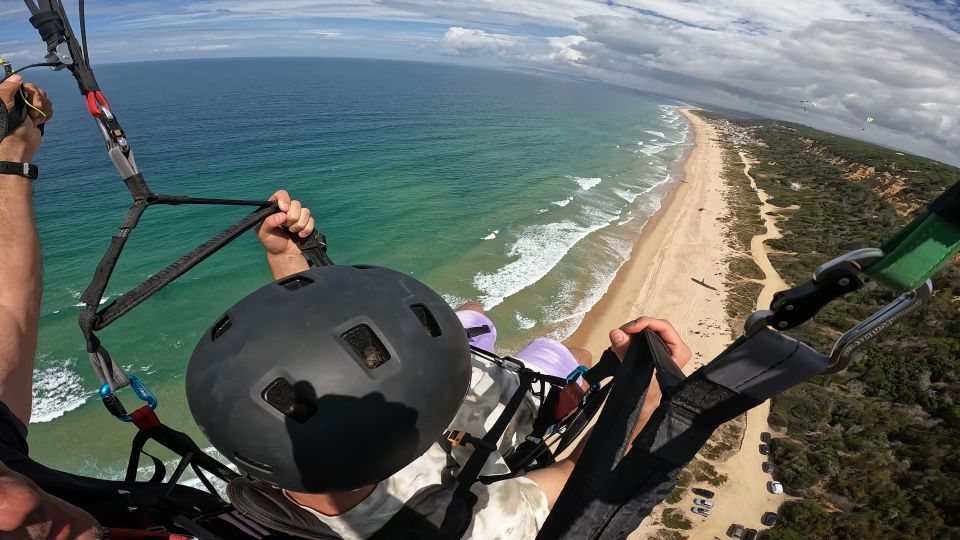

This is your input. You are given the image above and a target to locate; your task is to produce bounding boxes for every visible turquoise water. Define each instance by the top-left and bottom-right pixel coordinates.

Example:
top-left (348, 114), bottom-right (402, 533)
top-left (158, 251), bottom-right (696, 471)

top-left (24, 58), bottom-right (690, 476)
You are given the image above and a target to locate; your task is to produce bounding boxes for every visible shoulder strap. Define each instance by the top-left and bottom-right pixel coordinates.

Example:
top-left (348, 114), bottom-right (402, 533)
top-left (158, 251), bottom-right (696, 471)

top-left (227, 478), bottom-right (342, 540)
top-left (369, 441), bottom-right (463, 540)
top-left (536, 328), bottom-right (830, 540)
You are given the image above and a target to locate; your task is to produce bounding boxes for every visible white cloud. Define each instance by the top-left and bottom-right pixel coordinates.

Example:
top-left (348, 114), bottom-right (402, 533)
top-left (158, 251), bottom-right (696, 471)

top-left (439, 26), bottom-right (528, 57)
top-left (2, 0), bottom-right (958, 163)
top-left (150, 44), bottom-right (233, 54)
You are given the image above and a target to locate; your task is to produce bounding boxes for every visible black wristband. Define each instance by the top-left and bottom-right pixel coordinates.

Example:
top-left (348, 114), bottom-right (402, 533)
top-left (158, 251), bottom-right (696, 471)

top-left (0, 161), bottom-right (38, 180)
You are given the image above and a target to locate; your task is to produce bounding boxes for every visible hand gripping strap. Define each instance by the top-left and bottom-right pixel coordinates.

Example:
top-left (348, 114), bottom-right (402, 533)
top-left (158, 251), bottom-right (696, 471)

top-left (536, 329), bottom-right (830, 540)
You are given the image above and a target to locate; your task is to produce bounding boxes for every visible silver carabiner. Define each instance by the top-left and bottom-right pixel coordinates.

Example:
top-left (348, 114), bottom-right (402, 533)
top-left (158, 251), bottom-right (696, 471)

top-left (825, 279), bottom-right (933, 373)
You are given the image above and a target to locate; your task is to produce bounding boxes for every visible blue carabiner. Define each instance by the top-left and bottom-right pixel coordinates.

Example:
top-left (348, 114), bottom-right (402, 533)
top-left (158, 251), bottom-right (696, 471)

top-left (565, 365), bottom-right (600, 391)
top-left (98, 375), bottom-right (158, 422)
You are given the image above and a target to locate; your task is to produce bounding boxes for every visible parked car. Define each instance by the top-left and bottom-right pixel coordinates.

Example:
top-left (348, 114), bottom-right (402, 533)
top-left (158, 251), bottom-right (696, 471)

top-left (760, 432), bottom-right (772, 443)
top-left (762, 461), bottom-right (776, 474)
top-left (694, 498), bottom-right (714, 508)
top-left (743, 528), bottom-right (759, 540)
top-left (692, 487), bottom-right (716, 498)
top-left (759, 443), bottom-right (771, 455)
top-left (762, 512), bottom-right (779, 526)
top-left (728, 523), bottom-right (745, 538)
top-left (692, 506), bottom-right (711, 517)
top-left (767, 480), bottom-right (784, 494)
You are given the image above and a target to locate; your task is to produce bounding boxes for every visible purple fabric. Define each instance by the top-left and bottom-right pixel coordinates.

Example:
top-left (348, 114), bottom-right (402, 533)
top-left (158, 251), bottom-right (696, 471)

top-left (513, 338), bottom-right (581, 380)
top-left (456, 309), bottom-right (497, 352)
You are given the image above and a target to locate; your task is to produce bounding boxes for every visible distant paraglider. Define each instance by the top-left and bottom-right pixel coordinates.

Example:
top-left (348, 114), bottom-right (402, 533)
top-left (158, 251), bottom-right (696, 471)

top-left (863, 116), bottom-right (874, 131)
top-left (800, 100), bottom-right (817, 112)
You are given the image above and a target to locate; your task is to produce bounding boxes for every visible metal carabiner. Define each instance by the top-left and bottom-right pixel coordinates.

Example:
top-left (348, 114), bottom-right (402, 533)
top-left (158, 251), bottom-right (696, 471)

top-left (98, 375), bottom-right (158, 422)
top-left (745, 248), bottom-right (885, 337)
top-left (824, 279), bottom-right (933, 373)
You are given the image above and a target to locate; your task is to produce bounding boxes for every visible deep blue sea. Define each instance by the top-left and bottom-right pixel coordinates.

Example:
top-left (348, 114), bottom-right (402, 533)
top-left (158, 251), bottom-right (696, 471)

top-left (23, 58), bottom-right (690, 476)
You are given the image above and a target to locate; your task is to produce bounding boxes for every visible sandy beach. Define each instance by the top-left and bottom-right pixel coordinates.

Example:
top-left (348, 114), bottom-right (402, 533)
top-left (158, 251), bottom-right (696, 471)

top-left (565, 108), bottom-right (731, 377)
top-left (565, 109), bottom-right (786, 538)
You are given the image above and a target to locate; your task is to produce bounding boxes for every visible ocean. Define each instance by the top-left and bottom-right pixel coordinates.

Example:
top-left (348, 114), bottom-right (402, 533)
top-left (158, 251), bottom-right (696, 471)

top-left (23, 58), bottom-right (691, 478)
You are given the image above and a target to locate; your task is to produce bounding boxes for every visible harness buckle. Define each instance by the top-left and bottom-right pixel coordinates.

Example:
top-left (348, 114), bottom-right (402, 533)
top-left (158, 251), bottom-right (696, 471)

top-left (445, 429), bottom-right (495, 450)
top-left (825, 279), bottom-right (933, 373)
top-left (98, 376), bottom-right (158, 422)
top-left (746, 248), bottom-right (884, 336)
top-left (744, 248), bottom-right (931, 373)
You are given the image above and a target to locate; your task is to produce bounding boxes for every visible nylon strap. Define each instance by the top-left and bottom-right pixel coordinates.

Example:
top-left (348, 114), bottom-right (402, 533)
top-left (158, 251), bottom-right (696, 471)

top-left (537, 329), bottom-right (830, 539)
top-left (866, 181), bottom-right (960, 292)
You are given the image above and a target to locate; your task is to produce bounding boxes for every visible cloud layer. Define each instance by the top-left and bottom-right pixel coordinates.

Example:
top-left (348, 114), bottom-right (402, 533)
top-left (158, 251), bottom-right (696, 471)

top-left (1, 0), bottom-right (958, 163)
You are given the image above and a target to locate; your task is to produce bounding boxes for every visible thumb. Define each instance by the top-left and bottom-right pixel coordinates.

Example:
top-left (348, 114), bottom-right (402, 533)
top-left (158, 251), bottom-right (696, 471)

top-left (0, 74), bottom-right (22, 107)
top-left (609, 328), bottom-right (630, 360)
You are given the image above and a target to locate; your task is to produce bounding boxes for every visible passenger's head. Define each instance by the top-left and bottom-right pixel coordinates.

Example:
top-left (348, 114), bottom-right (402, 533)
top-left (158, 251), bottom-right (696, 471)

top-left (187, 265), bottom-right (471, 493)
top-left (0, 461), bottom-right (102, 539)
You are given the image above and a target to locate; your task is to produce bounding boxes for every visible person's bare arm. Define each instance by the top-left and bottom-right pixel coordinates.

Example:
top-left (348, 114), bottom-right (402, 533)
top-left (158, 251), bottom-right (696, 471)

top-left (524, 317), bottom-right (692, 508)
top-left (0, 75), bottom-right (53, 425)
top-left (256, 190), bottom-right (315, 280)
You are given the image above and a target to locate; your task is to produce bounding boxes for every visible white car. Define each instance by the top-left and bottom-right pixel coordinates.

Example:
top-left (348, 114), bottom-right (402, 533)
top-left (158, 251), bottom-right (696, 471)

top-left (767, 481), bottom-right (783, 494)
top-left (692, 506), bottom-right (711, 517)
top-left (694, 498), bottom-right (714, 508)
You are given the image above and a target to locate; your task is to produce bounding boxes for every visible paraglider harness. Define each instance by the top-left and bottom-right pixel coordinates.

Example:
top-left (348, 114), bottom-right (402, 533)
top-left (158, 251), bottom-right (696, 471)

top-left (6, 1), bottom-right (959, 538)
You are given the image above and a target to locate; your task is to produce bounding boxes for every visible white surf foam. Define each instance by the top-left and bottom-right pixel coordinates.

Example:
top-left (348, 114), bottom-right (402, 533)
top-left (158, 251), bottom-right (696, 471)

top-left (553, 198), bottom-right (573, 207)
top-left (644, 130), bottom-right (666, 139)
top-left (570, 176), bottom-right (601, 191)
top-left (483, 229), bottom-right (500, 240)
top-left (31, 356), bottom-right (93, 423)
top-left (473, 206), bottom-right (620, 309)
top-left (640, 144), bottom-right (668, 156)
top-left (514, 312), bottom-right (536, 330)
top-left (442, 293), bottom-right (469, 309)
top-left (613, 188), bottom-right (638, 203)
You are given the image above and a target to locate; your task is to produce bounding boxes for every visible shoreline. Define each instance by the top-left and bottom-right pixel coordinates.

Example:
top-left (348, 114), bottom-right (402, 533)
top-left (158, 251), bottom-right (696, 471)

top-left (564, 109), bottom-right (732, 369)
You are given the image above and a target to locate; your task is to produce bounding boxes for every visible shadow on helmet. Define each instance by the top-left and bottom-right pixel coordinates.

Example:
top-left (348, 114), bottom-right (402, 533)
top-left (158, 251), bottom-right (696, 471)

top-left (186, 265), bottom-right (472, 493)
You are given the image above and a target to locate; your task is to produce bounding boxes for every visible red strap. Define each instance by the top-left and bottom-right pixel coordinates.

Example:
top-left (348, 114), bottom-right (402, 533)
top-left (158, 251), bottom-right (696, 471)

top-left (554, 382), bottom-right (586, 420)
top-left (130, 406), bottom-right (161, 431)
top-left (106, 528), bottom-right (191, 539)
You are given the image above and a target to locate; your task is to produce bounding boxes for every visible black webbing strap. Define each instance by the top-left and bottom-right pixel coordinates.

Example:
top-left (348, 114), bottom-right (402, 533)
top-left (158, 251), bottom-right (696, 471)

top-left (25, 0), bottom-right (101, 94)
top-left (93, 203), bottom-right (278, 329)
top-left (126, 422), bottom-right (239, 496)
top-left (536, 329), bottom-right (830, 540)
top-left (439, 370), bottom-right (536, 537)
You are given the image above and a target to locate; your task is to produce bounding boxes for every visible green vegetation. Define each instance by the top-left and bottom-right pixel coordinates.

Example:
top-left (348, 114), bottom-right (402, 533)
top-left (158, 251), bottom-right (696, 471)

top-left (687, 458), bottom-right (728, 487)
top-left (704, 111), bottom-right (960, 539)
top-left (661, 508), bottom-right (693, 530)
top-left (665, 486), bottom-right (685, 504)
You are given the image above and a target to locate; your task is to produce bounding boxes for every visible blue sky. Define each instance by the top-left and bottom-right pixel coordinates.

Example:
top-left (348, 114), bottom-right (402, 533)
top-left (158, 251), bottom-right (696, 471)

top-left (2, 0), bottom-right (959, 164)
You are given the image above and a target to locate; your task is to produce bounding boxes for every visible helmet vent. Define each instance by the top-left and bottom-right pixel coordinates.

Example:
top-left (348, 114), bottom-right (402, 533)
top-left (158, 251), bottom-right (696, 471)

top-left (342, 324), bottom-right (391, 369)
top-left (211, 315), bottom-right (233, 341)
top-left (278, 275), bottom-right (314, 291)
top-left (352, 265), bottom-right (376, 270)
top-left (411, 304), bottom-right (442, 337)
top-left (233, 452), bottom-right (274, 473)
top-left (262, 377), bottom-right (318, 424)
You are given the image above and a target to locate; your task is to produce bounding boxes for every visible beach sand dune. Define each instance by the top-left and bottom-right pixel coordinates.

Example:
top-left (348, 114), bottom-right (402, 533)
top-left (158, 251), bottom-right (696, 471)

top-left (565, 110), bottom-right (788, 539)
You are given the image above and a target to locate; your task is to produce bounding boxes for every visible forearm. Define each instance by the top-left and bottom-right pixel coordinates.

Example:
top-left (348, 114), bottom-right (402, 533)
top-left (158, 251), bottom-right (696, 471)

top-left (0, 173), bottom-right (41, 425)
top-left (266, 253), bottom-right (310, 280)
top-left (0, 170), bottom-right (41, 319)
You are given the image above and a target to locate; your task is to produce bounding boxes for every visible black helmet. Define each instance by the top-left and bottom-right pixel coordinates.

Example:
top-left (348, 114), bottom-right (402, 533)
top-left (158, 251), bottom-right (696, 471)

top-left (186, 265), bottom-right (471, 493)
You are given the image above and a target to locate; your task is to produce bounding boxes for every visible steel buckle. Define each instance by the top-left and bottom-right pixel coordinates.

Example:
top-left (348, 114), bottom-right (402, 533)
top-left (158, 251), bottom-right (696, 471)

top-left (744, 248), bottom-right (932, 373)
top-left (98, 375), bottom-right (158, 422)
top-left (825, 279), bottom-right (933, 373)
top-left (745, 248), bottom-right (885, 337)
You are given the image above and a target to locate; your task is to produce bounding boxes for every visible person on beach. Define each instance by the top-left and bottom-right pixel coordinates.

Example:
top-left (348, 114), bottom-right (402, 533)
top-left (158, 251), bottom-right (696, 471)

top-left (0, 73), bottom-right (693, 539)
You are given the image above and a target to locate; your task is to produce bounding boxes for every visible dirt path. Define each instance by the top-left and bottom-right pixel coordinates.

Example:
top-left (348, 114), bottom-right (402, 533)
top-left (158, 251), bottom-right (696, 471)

top-left (685, 152), bottom-right (791, 539)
